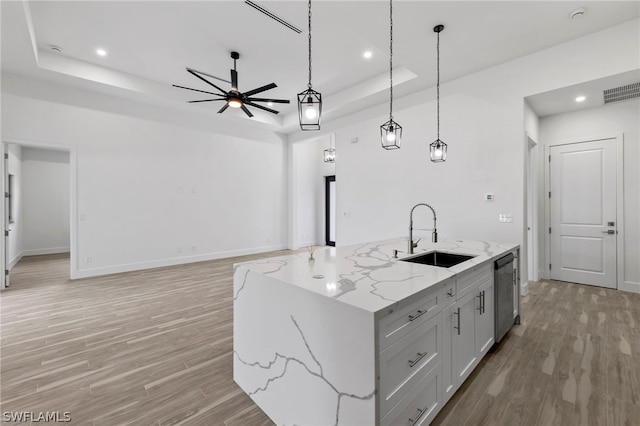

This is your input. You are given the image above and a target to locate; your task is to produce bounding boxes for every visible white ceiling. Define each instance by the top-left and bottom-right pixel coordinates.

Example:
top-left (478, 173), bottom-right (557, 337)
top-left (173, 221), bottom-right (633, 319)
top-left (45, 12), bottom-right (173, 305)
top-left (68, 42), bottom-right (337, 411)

top-left (2, 1), bottom-right (639, 134)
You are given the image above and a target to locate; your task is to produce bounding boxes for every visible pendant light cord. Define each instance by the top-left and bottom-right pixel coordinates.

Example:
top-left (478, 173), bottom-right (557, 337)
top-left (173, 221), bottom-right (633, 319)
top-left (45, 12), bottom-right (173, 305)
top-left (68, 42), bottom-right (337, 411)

top-left (436, 29), bottom-right (440, 140)
top-left (307, 0), bottom-right (313, 89)
top-left (389, 0), bottom-right (393, 120)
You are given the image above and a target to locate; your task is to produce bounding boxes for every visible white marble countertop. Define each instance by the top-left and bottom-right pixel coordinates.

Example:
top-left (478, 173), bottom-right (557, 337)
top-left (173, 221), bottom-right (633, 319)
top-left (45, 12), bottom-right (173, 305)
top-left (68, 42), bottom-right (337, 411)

top-left (234, 238), bottom-right (519, 314)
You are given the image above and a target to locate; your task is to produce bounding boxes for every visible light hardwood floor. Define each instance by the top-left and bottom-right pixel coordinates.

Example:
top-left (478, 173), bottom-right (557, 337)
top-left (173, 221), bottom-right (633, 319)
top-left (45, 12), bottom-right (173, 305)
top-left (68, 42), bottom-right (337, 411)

top-left (1, 253), bottom-right (639, 425)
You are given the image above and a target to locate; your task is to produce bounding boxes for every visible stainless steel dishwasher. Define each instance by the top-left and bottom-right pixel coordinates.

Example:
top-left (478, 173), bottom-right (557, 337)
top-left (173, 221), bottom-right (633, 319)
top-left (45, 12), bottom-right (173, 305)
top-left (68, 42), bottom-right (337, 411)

top-left (494, 252), bottom-right (515, 343)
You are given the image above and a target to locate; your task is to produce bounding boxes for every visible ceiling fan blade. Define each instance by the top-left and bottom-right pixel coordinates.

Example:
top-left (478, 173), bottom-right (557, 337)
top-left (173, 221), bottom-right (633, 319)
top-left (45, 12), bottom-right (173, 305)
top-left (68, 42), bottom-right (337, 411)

top-left (173, 85), bottom-right (226, 97)
top-left (241, 105), bottom-right (254, 117)
top-left (188, 99), bottom-right (227, 103)
top-left (217, 104), bottom-right (230, 114)
top-left (231, 69), bottom-right (238, 90)
top-left (245, 101), bottom-right (279, 115)
top-left (186, 68), bottom-right (228, 95)
top-left (246, 97), bottom-right (290, 104)
top-left (243, 82), bottom-right (277, 97)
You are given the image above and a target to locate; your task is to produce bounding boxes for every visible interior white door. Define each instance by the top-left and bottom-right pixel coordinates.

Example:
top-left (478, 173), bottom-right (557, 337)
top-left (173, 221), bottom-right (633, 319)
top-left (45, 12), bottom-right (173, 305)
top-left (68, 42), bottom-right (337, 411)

top-left (549, 139), bottom-right (617, 288)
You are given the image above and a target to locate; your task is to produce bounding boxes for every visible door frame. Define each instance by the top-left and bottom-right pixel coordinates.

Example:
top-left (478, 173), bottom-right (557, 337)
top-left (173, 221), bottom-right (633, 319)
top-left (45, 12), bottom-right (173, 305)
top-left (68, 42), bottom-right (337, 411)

top-left (543, 134), bottom-right (624, 289)
top-left (1, 137), bottom-right (78, 289)
top-left (325, 175), bottom-right (336, 247)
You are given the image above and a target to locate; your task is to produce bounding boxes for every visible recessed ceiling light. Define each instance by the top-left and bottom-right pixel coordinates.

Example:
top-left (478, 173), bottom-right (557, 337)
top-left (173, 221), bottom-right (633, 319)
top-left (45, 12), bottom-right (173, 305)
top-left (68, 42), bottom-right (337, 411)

top-left (363, 50), bottom-right (373, 59)
top-left (267, 101), bottom-right (273, 107)
top-left (96, 48), bottom-right (107, 57)
top-left (575, 96), bottom-right (586, 102)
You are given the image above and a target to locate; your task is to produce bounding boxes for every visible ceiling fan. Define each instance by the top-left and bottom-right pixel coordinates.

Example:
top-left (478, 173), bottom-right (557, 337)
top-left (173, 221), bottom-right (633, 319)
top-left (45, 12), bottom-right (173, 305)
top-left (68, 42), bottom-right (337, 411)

top-left (173, 51), bottom-right (290, 117)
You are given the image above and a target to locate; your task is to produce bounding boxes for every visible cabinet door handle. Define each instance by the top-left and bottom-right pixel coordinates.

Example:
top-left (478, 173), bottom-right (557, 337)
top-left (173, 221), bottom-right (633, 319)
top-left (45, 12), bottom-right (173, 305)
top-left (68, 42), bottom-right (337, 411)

top-left (408, 351), bottom-right (428, 368)
top-left (409, 406), bottom-right (428, 425)
top-left (481, 290), bottom-right (485, 314)
top-left (477, 293), bottom-right (482, 313)
top-left (408, 309), bottom-right (427, 322)
top-left (453, 307), bottom-right (461, 335)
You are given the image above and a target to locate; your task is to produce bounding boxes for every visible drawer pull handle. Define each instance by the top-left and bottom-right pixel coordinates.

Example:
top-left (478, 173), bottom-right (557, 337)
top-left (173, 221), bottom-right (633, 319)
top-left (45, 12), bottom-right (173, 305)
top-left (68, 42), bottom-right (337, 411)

top-left (446, 289), bottom-right (456, 297)
top-left (409, 406), bottom-right (428, 425)
top-left (408, 309), bottom-right (427, 322)
top-left (408, 352), bottom-right (428, 368)
top-left (453, 307), bottom-right (461, 335)
top-left (481, 290), bottom-right (485, 314)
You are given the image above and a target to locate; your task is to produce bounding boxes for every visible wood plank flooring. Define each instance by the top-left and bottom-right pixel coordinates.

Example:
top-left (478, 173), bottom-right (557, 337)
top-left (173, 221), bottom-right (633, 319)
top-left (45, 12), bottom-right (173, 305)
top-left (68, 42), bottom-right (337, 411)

top-left (1, 254), bottom-right (639, 425)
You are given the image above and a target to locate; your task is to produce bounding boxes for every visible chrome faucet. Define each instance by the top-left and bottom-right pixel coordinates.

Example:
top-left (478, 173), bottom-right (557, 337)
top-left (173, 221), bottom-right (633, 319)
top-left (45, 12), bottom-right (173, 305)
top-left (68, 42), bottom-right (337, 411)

top-left (409, 203), bottom-right (438, 254)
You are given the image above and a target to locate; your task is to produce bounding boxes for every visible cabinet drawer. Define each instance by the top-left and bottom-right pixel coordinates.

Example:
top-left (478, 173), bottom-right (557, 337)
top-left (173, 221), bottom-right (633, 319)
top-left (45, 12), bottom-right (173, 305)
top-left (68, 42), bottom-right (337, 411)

top-left (379, 313), bottom-right (440, 416)
top-left (456, 263), bottom-right (492, 300)
top-left (381, 362), bottom-right (441, 426)
top-left (378, 282), bottom-right (446, 351)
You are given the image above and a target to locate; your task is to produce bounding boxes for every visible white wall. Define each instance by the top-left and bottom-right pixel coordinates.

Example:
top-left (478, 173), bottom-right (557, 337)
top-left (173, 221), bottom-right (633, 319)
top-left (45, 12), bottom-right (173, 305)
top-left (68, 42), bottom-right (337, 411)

top-left (290, 134), bottom-right (335, 248)
top-left (1, 91), bottom-right (288, 278)
top-left (22, 147), bottom-right (70, 256)
top-left (6, 143), bottom-right (22, 267)
top-left (313, 20), bottom-right (639, 291)
top-left (539, 99), bottom-right (640, 292)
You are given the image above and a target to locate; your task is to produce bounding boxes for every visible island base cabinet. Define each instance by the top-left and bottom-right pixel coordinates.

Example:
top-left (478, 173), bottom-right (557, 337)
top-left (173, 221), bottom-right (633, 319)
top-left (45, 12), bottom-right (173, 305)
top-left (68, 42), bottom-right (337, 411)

top-left (380, 363), bottom-right (442, 426)
top-left (476, 278), bottom-right (495, 358)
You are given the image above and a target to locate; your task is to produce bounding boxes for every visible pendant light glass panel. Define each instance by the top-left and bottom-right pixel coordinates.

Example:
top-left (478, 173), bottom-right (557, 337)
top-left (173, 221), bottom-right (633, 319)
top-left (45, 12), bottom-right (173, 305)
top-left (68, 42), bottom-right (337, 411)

top-left (380, 119), bottom-right (402, 150)
top-left (430, 139), bottom-right (447, 162)
top-left (298, 89), bottom-right (322, 131)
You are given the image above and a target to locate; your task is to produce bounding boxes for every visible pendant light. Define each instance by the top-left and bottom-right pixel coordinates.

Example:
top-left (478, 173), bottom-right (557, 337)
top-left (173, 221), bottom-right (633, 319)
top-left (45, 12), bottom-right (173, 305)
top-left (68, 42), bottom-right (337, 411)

top-left (380, 0), bottom-right (401, 150)
top-left (297, 0), bottom-right (322, 131)
top-left (324, 135), bottom-right (336, 163)
top-left (430, 24), bottom-right (447, 162)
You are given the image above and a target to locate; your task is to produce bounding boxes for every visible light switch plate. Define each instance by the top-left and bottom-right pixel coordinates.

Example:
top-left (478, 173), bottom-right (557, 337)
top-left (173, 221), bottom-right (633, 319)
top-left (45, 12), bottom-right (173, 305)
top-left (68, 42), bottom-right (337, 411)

top-left (485, 193), bottom-right (495, 201)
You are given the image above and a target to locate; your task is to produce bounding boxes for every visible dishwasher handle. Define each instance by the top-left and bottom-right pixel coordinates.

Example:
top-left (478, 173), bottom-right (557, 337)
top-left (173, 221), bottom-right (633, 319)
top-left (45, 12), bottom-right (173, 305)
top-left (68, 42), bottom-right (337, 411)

top-left (495, 253), bottom-right (514, 269)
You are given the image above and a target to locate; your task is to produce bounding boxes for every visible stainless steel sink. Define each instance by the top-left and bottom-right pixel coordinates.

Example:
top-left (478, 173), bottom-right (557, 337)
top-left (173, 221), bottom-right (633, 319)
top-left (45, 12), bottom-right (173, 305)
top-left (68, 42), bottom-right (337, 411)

top-left (400, 251), bottom-right (475, 268)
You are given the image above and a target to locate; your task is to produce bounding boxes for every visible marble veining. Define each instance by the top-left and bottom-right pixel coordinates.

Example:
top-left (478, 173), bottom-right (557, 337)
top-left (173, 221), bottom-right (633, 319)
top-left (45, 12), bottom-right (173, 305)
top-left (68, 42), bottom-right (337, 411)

top-left (234, 315), bottom-right (375, 426)
top-left (234, 237), bottom-right (518, 314)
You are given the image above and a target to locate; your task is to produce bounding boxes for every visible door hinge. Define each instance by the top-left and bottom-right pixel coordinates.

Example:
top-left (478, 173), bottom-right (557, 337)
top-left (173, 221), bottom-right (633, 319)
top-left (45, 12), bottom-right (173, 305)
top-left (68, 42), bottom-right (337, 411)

top-left (549, 155), bottom-right (551, 162)
top-left (548, 191), bottom-right (551, 198)
top-left (5, 269), bottom-right (8, 276)
top-left (4, 153), bottom-right (7, 160)
top-left (549, 227), bottom-right (551, 234)
top-left (4, 230), bottom-right (8, 237)
top-left (549, 264), bottom-right (552, 271)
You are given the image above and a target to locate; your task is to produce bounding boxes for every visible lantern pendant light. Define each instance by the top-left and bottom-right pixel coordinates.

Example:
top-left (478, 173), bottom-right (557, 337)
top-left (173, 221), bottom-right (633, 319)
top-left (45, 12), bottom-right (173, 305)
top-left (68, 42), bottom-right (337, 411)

top-left (297, 0), bottom-right (322, 130)
top-left (324, 135), bottom-right (336, 163)
top-left (380, 0), bottom-right (402, 149)
top-left (430, 24), bottom-right (447, 162)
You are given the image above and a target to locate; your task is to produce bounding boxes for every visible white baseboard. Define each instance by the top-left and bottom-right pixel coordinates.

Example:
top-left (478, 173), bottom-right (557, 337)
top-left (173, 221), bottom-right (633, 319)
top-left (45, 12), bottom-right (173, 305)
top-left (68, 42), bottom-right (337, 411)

top-left (23, 247), bottom-right (70, 256)
top-left (521, 281), bottom-right (529, 296)
top-left (620, 280), bottom-right (640, 294)
top-left (71, 244), bottom-right (288, 280)
top-left (8, 252), bottom-right (23, 269)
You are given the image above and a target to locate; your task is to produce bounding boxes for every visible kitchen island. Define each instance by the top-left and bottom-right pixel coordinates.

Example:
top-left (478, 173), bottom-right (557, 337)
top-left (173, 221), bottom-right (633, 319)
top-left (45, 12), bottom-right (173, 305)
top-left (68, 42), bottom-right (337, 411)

top-left (233, 238), bottom-right (519, 425)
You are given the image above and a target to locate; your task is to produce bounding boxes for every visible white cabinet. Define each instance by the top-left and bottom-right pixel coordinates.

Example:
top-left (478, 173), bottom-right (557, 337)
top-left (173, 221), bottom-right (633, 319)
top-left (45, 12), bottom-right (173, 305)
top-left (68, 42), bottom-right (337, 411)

top-left (377, 263), bottom-right (497, 425)
top-left (476, 276), bottom-right (494, 358)
top-left (440, 264), bottom-right (494, 400)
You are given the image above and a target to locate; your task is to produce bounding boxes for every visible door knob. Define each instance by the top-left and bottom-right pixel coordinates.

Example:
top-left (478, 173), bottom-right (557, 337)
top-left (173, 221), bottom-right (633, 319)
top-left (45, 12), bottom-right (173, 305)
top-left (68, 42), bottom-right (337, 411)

top-left (602, 230), bottom-right (615, 234)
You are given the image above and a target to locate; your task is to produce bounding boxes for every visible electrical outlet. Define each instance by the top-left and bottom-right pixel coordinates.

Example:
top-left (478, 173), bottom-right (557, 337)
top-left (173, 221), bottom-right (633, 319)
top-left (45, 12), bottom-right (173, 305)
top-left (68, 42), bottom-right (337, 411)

top-left (85, 256), bottom-right (92, 264)
top-left (177, 247), bottom-right (182, 254)
top-left (485, 193), bottom-right (495, 201)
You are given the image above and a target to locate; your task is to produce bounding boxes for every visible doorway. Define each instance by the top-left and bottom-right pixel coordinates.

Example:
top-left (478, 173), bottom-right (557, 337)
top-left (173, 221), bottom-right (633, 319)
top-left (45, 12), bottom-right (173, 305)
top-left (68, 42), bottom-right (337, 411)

top-left (546, 138), bottom-right (621, 288)
top-left (325, 175), bottom-right (335, 246)
top-left (1, 140), bottom-right (76, 289)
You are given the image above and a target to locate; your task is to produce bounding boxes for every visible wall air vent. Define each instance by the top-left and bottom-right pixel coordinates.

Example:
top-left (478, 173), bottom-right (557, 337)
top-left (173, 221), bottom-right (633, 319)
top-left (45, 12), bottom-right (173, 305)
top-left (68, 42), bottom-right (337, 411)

top-left (244, 1), bottom-right (302, 34)
top-left (603, 82), bottom-right (640, 104)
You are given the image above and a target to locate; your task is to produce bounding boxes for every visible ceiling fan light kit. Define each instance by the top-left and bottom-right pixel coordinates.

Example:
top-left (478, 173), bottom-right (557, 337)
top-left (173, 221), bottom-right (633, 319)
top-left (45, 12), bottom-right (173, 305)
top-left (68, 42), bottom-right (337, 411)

top-left (380, 0), bottom-right (402, 150)
top-left (173, 51), bottom-right (289, 118)
top-left (298, 0), bottom-right (322, 131)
